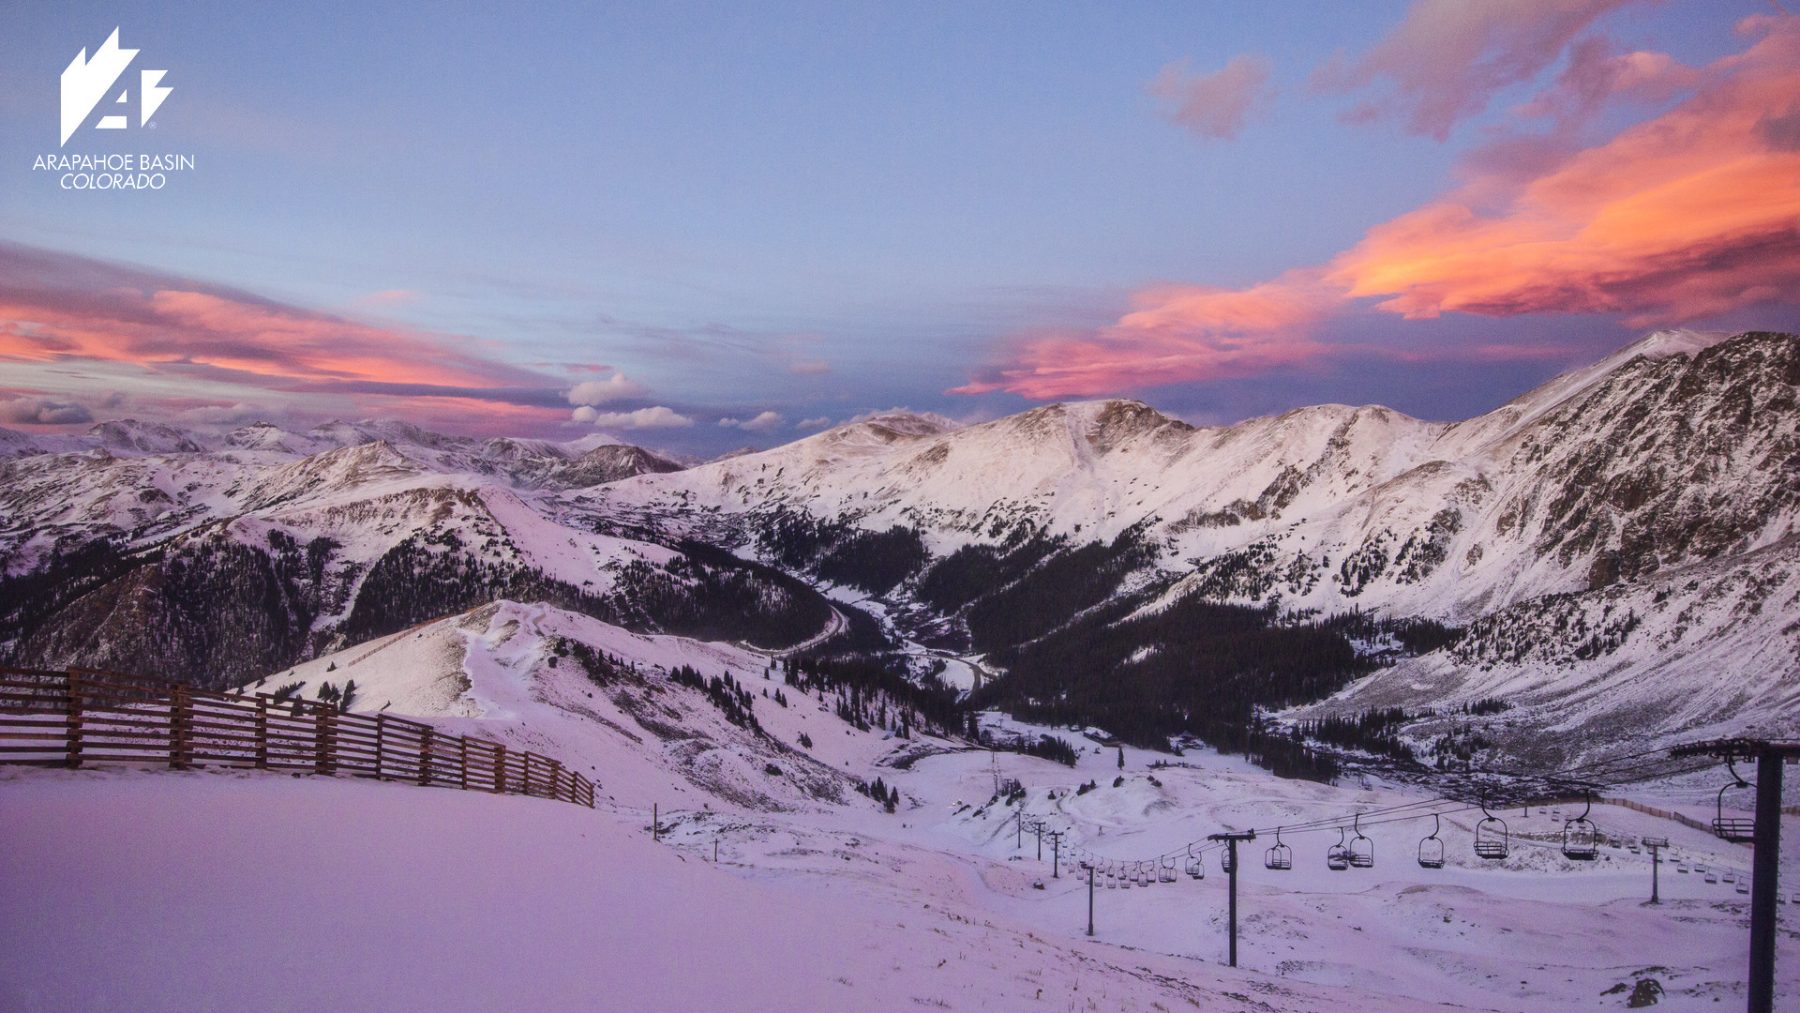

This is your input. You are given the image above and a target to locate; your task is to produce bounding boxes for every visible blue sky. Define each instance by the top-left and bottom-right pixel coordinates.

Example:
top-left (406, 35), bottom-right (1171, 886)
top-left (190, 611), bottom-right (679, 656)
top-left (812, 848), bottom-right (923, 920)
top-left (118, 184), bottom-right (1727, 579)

top-left (2, 1), bottom-right (1795, 455)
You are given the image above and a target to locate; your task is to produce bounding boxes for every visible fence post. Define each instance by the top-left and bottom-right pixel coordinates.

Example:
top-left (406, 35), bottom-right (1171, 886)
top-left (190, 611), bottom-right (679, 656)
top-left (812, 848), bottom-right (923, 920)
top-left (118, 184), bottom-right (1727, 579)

top-left (314, 703), bottom-right (329, 775)
top-left (418, 725), bottom-right (434, 786)
top-left (459, 737), bottom-right (469, 790)
top-left (549, 758), bottom-right (564, 802)
top-left (65, 670), bottom-right (84, 769)
top-left (495, 743), bottom-right (507, 793)
top-left (170, 684), bottom-right (192, 770)
top-left (375, 713), bottom-right (387, 780)
top-left (523, 753), bottom-right (535, 797)
top-left (255, 696), bottom-right (268, 769)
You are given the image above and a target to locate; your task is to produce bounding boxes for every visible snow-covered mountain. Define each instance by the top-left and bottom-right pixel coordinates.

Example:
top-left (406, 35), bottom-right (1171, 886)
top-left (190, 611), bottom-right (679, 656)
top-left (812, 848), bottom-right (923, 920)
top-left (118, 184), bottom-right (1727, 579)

top-left (0, 420), bottom-right (816, 689)
top-left (3, 330), bottom-right (1796, 761)
top-left (598, 329), bottom-right (1793, 617)
top-left (584, 329), bottom-right (1800, 755)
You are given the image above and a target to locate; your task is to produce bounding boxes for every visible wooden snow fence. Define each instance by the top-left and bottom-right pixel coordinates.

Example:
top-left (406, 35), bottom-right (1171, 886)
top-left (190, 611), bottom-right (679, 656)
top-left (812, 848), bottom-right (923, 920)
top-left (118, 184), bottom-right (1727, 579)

top-left (0, 667), bottom-right (594, 808)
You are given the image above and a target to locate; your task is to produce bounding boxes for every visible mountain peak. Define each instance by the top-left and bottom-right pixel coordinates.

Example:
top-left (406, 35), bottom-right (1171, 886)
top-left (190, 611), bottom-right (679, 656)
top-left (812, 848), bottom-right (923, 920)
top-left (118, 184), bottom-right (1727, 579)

top-left (1622, 327), bottom-right (1733, 361)
top-left (839, 408), bottom-right (960, 440)
top-left (85, 419), bottom-right (206, 455)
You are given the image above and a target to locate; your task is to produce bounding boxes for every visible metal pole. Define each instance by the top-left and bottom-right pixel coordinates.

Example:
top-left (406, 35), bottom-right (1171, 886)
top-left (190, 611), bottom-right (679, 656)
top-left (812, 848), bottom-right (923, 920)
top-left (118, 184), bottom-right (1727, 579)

top-left (1036, 824), bottom-right (1043, 861)
top-left (1227, 840), bottom-right (1239, 968)
top-left (1016, 811), bottom-right (1022, 849)
top-left (1208, 830), bottom-right (1254, 969)
top-left (1086, 864), bottom-right (1095, 936)
top-left (1748, 747), bottom-right (1783, 1013)
top-left (1051, 833), bottom-right (1061, 878)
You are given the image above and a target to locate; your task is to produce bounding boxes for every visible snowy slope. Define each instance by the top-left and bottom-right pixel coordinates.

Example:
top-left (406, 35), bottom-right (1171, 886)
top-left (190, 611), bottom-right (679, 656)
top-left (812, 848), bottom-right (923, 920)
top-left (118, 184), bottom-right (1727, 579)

top-left (259, 600), bottom-right (889, 811)
top-left (0, 767), bottom-right (1462, 1013)
top-left (4, 719), bottom-right (1792, 1011)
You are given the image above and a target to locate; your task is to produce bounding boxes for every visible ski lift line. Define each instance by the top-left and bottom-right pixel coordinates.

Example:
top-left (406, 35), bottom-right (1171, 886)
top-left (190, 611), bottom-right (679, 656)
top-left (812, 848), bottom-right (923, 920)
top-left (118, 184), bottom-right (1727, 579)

top-left (1223, 754), bottom-right (1716, 844)
top-left (1058, 751), bottom-right (1720, 872)
top-left (1077, 762), bottom-right (1693, 870)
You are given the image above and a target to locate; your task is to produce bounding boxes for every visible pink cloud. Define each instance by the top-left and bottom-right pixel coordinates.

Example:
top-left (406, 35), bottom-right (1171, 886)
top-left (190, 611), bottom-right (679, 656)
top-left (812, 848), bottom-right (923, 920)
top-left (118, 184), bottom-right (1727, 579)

top-left (1331, 14), bottom-right (1800, 325)
top-left (0, 243), bottom-right (571, 432)
top-left (952, 272), bottom-right (1335, 398)
top-left (1315, 0), bottom-right (1641, 139)
top-left (958, 14), bottom-right (1800, 400)
top-left (1149, 55), bottom-right (1275, 141)
top-left (1515, 37), bottom-right (1698, 129)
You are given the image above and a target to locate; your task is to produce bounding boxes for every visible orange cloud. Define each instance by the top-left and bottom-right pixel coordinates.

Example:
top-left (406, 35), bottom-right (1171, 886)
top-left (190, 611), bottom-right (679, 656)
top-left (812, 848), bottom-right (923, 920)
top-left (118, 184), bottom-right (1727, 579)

top-left (951, 272), bottom-right (1334, 398)
top-left (0, 244), bottom-right (585, 434)
top-left (1331, 14), bottom-right (1800, 325)
top-left (958, 15), bottom-right (1800, 399)
top-left (0, 245), bottom-right (559, 395)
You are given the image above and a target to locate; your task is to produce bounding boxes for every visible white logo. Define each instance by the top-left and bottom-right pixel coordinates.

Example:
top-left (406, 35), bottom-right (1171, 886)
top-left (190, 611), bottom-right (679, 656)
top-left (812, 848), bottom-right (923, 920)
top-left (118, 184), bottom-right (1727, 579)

top-left (61, 28), bottom-right (171, 147)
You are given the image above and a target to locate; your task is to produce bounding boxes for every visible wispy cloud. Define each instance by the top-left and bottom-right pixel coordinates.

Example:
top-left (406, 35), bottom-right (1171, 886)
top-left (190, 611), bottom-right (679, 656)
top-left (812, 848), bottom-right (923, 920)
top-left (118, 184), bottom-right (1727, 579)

top-left (958, 13), bottom-right (1800, 399)
top-left (1315, 0), bottom-right (1641, 140)
top-left (718, 410), bottom-right (785, 432)
top-left (1331, 14), bottom-right (1800, 325)
top-left (0, 242), bottom-right (574, 431)
top-left (952, 271), bottom-right (1334, 398)
top-left (1149, 55), bottom-right (1275, 141)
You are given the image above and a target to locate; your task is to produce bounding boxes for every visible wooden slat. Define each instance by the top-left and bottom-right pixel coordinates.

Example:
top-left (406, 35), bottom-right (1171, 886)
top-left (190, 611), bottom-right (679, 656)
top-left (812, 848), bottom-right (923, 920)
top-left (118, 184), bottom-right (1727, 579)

top-left (0, 669), bottom-right (595, 809)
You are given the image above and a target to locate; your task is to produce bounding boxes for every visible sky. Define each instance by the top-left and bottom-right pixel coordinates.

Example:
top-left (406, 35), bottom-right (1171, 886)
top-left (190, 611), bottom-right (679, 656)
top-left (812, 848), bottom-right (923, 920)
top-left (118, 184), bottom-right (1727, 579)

top-left (2, 0), bottom-right (1797, 457)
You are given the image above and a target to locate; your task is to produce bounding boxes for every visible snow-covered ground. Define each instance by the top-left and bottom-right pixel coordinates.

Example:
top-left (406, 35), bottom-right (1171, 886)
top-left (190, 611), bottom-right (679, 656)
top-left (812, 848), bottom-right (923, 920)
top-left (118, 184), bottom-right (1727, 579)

top-left (6, 647), bottom-right (1797, 1011)
top-left (7, 573), bottom-right (1797, 1011)
top-left (2, 767), bottom-right (1446, 1013)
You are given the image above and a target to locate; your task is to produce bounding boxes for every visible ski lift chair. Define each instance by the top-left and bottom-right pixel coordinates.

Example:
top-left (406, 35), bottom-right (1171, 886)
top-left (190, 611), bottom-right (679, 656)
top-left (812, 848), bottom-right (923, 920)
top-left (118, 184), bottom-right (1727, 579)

top-left (1160, 856), bottom-right (1177, 883)
top-left (1136, 862), bottom-right (1151, 888)
top-left (1474, 802), bottom-right (1509, 861)
top-left (1185, 845), bottom-right (1205, 880)
top-left (1712, 758), bottom-right (1756, 843)
top-left (1560, 793), bottom-right (1599, 861)
top-left (1220, 846), bottom-right (1235, 874)
top-left (1264, 827), bottom-right (1292, 871)
top-left (1417, 813), bottom-right (1446, 869)
top-left (1349, 814), bottom-right (1375, 868)
top-left (1326, 827), bottom-right (1351, 871)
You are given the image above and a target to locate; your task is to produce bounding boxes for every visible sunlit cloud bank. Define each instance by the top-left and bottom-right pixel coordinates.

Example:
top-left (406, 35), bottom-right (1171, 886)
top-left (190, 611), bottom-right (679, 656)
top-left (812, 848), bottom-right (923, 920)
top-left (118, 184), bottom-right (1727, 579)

top-left (1333, 14), bottom-right (1800, 326)
top-left (0, 243), bottom-right (581, 434)
top-left (952, 272), bottom-right (1335, 398)
top-left (959, 13), bottom-right (1800, 400)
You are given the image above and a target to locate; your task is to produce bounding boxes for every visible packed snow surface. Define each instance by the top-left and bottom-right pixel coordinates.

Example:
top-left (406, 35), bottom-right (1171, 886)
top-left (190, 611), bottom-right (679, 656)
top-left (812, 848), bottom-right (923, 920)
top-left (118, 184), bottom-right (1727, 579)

top-left (7, 665), bottom-right (1792, 1013)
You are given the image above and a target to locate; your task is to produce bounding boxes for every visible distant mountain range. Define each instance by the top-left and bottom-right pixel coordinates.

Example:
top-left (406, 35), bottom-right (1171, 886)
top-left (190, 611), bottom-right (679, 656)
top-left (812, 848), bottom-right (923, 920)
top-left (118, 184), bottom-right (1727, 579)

top-left (4, 329), bottom-right (1795, 766)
